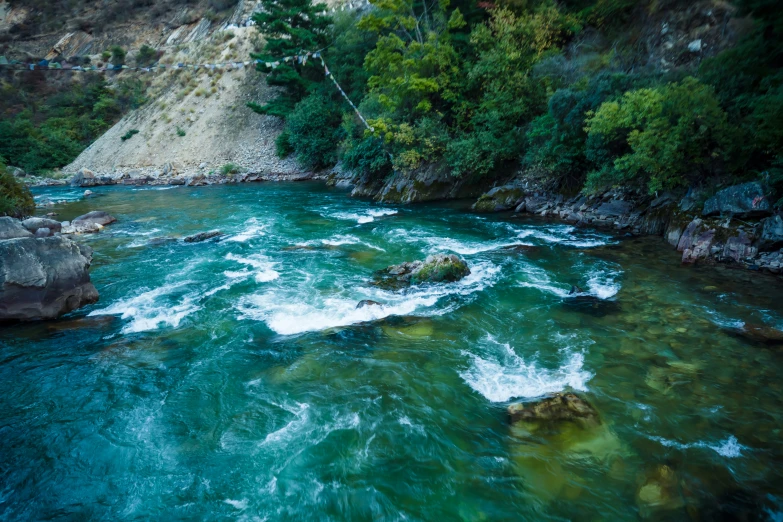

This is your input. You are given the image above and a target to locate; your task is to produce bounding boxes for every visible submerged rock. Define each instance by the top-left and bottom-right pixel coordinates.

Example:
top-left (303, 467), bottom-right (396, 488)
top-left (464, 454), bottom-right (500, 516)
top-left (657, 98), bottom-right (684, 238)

top-left (636, 465), bottom-right (685, 518)
top-left (373, 254), bottom-right (470, 290)
top-left (0, 236), bottom-right (99, 321)
top-left (184, 230), bottom-right (223, 243)
top-left (725, 323), bottom-right (783, 345)
top-left (702, 182), bottom-right (772, 218)
top-left (562, 286), bottom-right (621, 316)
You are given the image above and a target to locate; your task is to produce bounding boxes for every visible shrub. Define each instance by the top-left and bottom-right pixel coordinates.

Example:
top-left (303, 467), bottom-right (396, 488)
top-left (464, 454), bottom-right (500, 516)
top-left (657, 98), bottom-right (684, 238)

top-left (176, 126), bottom-right (186, 137)
top-left (0, 160), bottom-right (35, 218)
top-left (110, 46), bottom-right (126, 66)
top-left (136, 44), bottom-right (157, 67)
top-left (220, 163), bottom-right (239, 175)
top-left (121, 129), bottom-right (139, 141)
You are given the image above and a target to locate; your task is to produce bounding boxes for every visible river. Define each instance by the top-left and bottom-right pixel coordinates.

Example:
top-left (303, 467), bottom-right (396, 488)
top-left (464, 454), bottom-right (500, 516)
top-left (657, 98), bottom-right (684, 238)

top-left (1, 182), bottom-right (782, 520)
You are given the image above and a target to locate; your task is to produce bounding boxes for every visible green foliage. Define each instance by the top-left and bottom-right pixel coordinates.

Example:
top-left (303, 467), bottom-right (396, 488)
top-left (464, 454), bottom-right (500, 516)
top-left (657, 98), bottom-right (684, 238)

top-left (584, 77), bottom-right (732, 193)
top-left (248, 0), bottom-right (331, 117)
top-left (110, 46), bottom-right (127, 66)
top-left (0, 160), bottom-right (35, 218)
top-left (121, 129), bottom-right (140, 141)
top-left (176, 126), bottom-right (186, 137)
top-left (0, 75), bottom-right (146, 173)
top-left (221, 163), bottom-right (239, 175)
top-left (276, 131), bottom-right (294, 157)
top-left (285, 94), bottom-right (345, 169)
top-left (136, 44), bottom-right (158, 67)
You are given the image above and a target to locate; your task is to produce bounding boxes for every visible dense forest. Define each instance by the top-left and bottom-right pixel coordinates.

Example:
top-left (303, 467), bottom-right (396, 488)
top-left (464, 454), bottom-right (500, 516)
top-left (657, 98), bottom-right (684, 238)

top-left (253, 0), bottom-right (782, 203)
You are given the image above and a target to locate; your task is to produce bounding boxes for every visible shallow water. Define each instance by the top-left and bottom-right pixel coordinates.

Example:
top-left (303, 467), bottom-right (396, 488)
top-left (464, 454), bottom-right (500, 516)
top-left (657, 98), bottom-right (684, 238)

top-left (2, 183), bottom-right (783, 520)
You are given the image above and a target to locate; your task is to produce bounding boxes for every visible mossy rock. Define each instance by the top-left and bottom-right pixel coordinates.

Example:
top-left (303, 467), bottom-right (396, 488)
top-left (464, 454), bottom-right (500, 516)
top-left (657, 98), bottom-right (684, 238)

top-left (372, 254), bottom-right (470, 290)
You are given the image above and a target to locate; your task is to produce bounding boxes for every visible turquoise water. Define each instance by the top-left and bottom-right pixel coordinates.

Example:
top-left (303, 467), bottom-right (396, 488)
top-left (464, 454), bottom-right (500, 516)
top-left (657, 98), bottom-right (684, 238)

top-left (2, 183), bottom-right (783, 520)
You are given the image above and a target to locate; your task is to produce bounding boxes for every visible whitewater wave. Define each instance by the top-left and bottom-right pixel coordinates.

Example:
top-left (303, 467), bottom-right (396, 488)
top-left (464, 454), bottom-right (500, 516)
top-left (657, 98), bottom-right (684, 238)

top-left (460, 334), bottom-right (592, 402)
top-left (328, 208), bottom-right (398, 224)
top-left (513, 224), bottom-right (615, 248)
top-left (296, 234), bottom-right (386, 252)
top-left (225, 253), bottom-right (279, 282)
top-left (649, 435), bottom-right (746, 458)
top-left (237, 260), bottom-right (501, 335)
top-left (89, 281), bottom-right (201, 334)
top-left (518, 262), bottom-right (621, 300)
top-left (226, 218), bottom-right (268, 243)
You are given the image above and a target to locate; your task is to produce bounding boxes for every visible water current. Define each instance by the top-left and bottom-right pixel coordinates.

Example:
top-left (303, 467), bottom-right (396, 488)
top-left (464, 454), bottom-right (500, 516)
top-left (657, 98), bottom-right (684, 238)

top-left (2, 183), bottom-right (783, 520)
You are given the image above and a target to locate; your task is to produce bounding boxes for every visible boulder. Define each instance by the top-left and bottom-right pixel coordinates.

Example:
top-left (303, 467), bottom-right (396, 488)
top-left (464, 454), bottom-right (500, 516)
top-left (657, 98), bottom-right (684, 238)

top-left (676, 218), bottom-right (704, 252)
top-left (518, 194), bottom-right (550, 214)
top-left (722, 230), bottom-right (757, 262)
top-left (0, 217), bottom-right (34, 240)
top-left (508, 393), bottom-right (600, 427)
top-left (758, 214), bottom-right (783, 251)
top-left (9, 166), bottom-right (25, 178)
top-left (70, 167), bottom-right (98, 187)
top-left (22, 217), bottom-right (62, 235)
top-left (594, 199), bottom-right (633, 218)
top-left (682, 229), bottom-right (715, 264)
top-left (373, 254), bottom-right (470, 290)
top-left (473, 185), bottom-right (525, 212)
top-left (34, 228), bottom-right (52, 238)
top-left (72, 211), bottom-right (116, 227)
top-left (702, 182), bottom-right (772, 218)
top-left (636, 465), bottom-right (685, 518)
top-left (184, 230), bottom-right (222, 243)
top-left (84, 189), bottom-right (94, 197)
top-left (0, 236), bottom-right (99, 321)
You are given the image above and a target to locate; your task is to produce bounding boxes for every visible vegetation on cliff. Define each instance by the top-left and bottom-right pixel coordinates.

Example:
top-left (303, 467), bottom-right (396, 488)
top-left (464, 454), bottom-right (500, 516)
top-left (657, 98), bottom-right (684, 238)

top-left (0, 160), bottom-right (34, 218)
top-left (261, 0), bottom-right (783, 204)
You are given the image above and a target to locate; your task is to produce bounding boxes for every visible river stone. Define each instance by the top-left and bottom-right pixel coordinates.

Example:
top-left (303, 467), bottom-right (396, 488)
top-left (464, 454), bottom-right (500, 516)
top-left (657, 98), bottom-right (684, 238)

top-left (758, 214), bottom-right (783, 251)
top-left (72, 211), bottom-right (116, 227)
top-left (0, 217), bottom-right (34, 239)
top-left (0, 236), bottom-right (99, 321)
top-left (22, 217), bottom-right (62, 235)
top-left (508, 393), bottom-right (600, 427)
top-left (373, 254), bottom-right (470, 290)
top-left (184, 230), bottom-right (223, 243)
top-left (636, 465), bottom-right (685, 517)
top-left (702, 182), bottom-right (772, 218)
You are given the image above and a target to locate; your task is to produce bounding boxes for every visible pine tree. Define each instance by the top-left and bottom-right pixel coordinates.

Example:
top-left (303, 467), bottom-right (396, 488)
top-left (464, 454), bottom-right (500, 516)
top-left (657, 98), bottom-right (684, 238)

top-left (248, 0), bottom-right (332, 117)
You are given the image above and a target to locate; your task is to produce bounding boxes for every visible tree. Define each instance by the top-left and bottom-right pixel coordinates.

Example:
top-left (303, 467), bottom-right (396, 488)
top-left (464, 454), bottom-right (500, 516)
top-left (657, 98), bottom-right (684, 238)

top-left (248, 0), bottom-right (332, 117)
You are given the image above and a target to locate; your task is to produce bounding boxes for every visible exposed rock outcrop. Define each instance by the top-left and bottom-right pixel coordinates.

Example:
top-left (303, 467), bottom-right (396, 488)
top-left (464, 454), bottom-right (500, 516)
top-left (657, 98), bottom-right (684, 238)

top-left (22, 217), bottom-right (62, 236)
top-left (758, 215), bottom-right (783, 251)
top-left (373, 254), bottom-right (470, 290)
top-left (72, 211), bottom-right (117, 227)
top-left (0, 235), bottom-right (99, 321)
top-left (473, 185), bottom-right (525, 212)
top-left (702, 182), bottom-right (772, 218)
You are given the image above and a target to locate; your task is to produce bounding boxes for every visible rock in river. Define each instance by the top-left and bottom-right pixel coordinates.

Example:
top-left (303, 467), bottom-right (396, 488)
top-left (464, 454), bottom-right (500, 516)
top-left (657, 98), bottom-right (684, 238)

top-left (725, 323), bottom-right (783, 346)
top-left (373, 254), bottom-right (470, 290)
top-left (22, 217), bottom-right (62, 236)
top-left (508, 392), bottom-right (600, 428)
top-left (0, 235), bottom-right (99, 321)
top-left (0, 216), bottom-right (33, 240)
top-left (72, 211), bottom-right (117, 227)
top-left (184, 230), bottom-right (223, 243)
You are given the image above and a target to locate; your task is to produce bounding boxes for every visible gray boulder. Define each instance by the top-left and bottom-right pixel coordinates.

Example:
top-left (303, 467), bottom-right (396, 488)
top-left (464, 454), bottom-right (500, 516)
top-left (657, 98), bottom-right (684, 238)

top-left (595, 199), bottom-right (633, 218)
top-left (0, 217), bottom-right (33, 240)
top-left (70, 167), bottom-right (98, 187)
top-left (0, 236), bottom-right (99, 321)
top-left (22, 217), bottom-right (62, 235)
top-left (702, 182), bottom-right (772, 218)
top-left (72, 211), bottom-right (116, 227)
top-left (473, 185), bottom-right (525, 212)
top-left (184, 230), bottom-right (222, 243)
top-left (758, 215), bottom-right (783, 251)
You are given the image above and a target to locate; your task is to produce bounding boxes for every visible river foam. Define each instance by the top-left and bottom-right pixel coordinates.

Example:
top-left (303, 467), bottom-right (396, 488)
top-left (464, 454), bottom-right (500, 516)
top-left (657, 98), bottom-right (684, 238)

top-left (236, 260), bottom-right (501, 335)
top-left (460, 335), bottom-right (592, 402)
top-left (649, 435), bottom-right (746, 458)
top-left (225, 253), bottom-right (279, 282)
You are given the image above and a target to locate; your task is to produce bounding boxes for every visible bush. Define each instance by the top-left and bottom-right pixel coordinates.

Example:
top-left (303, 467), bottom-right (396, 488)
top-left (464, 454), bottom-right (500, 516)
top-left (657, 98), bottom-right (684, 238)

top-left (0, 160), bottom-right (35, 218)
top-left (584, 77), bottom-right (732, 193)
top-left (110, 46), bottom-right (126, 66)
top-left (136, 44), bottom-right (157, 67)
top-left (220, 163), bottom-right (239, 175)
top-left (176, 126), bottom-right (186, 137)
top-left (121, 129), bottom-right (139, 141)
